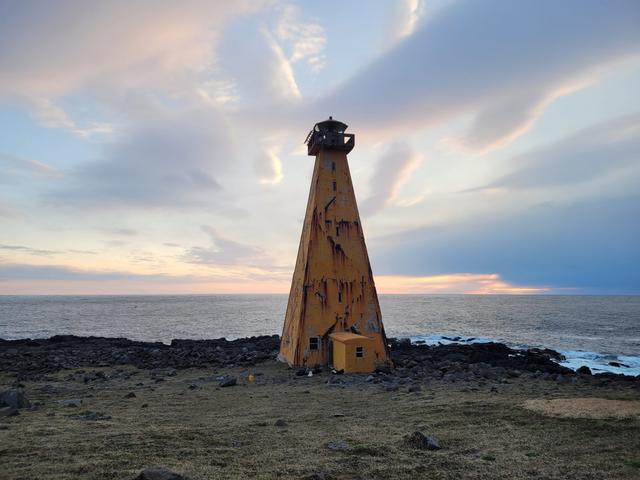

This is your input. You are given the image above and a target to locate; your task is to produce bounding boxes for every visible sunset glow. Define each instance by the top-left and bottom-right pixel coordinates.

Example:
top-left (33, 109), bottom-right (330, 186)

top-left (1, 0), bottom-right (639, 295)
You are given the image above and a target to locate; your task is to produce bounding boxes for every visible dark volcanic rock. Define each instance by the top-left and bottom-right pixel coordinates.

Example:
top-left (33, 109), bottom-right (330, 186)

top-left (0, 406), bottom-right (19, 417)
top-left (0, 390), bottom-right (31, 409)
top-left (388, 339), bottom-right (575, 377)
top-left (577, 366), bottom-right (592, 375)
top-left (2, 334), bottom-right (637, 385)
top-left (135, 467), bottom-right (185, 480)
top-left (219, 376), bottom-right (237, 388)
top-left (326, 441), bottom-right (349, 451)
top-left (404, 431), bottom-right (441, 450)
top-left (0, 334), bottom-right (280, 378)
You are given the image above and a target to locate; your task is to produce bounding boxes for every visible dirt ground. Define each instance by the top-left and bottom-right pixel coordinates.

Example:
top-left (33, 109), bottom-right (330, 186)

top-left (1, 361), bottom-right (639, 480)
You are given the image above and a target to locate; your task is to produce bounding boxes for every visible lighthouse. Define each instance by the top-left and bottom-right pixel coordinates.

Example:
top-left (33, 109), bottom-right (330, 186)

top-left (279, 118), bottom-right (390, 373)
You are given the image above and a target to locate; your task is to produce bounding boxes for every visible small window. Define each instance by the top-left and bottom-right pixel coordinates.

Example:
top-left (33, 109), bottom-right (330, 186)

top-left (331, 162), bottom-right (336, 172)
top-left (332, 181), bottom-right (337, 192)
top-left (309, 337), bottom-right (319, 351)
top-left (335, 226), bottom-right (340, 237)
top-left (356, 346), bottom-right (364, 358)
top-left (338, 291), bottom-right (342, 303)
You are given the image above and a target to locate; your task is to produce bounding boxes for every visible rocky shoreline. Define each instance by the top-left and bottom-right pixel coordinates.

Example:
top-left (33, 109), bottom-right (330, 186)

top-left (1, 335), bottom-right (638, 387)
top-left (2, 335), bottom-right (640, 479)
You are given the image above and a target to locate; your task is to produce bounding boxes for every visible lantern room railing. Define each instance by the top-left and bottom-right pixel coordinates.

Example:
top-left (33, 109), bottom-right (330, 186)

top-left (305, 118), bottom-right (355, 156)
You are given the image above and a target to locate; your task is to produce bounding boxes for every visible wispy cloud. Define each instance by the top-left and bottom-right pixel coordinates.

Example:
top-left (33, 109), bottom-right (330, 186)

top-left (29, 98), bottom-right (113, 137)
top-left (1, 152), bottom-right (63, 180)
top-left (388, 0), bottom-right (424, 41)
top-left (50, 109), bottom-right (229, 208)
top-left (274, 3), bottom-right (327, 72)
top-left (254, 146), bottom-right (284, 185)
top-left (316, 0), bottom-right (640, 151)
top-left (0, 1), bottom-right (265, 99)
top-left (184, 226), bottom-right (268, 267)
top-left (361, 142), bottom-right (422, 215)
top-left (466, 113), bottom-right (640, 191)
top-left (0, 244), bottom-right (97, 257)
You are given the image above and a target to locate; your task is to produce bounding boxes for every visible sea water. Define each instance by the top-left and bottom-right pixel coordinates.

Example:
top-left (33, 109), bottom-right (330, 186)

top-left (0, 294), bottom-right (638, 376)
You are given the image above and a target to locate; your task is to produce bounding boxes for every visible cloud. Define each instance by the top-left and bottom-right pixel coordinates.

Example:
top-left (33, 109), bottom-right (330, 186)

top-left (51, 108), bottom-right (231, 208)
top-left (1, 152), bottom-right (63, 180)
top-left (28, 98), bottom-right (113, 137)
top-left (469, 113), bottom-right (640, 191)
top-left (274, 4), bottom-right (326, 72)
top-left (0, 1), bottom-right (263, 99)
top-left (371, 193), bottom-right (640, 292)
top-left (184, 226), bottom-right (267, 267)
top-left (0, 262), bottom-right (291, 294)
top-left (102, 228), bottom-right (138, 237)
top-left (376, 273), bottom-right (548, 294)
top-left (0, 262), bottom-right (548, 295)
top-left (217, 19), bottom-right (302, 105)
top-left (0, 202), bottom-right (14, 217)
top-left (315, 0), bottom-right (640, 150)
top-left (448, 82), bottom-right (587, 154)
top-left (361, 142), bottom-right (422, 215)
top-left (0, 244), bottom-right (96, 257)
top-left (388, 0), bottom-right (424, 41)
top-left (0, 244), bottom-right (57, 257)
top-left (254, 147), bottom-right (284, 185)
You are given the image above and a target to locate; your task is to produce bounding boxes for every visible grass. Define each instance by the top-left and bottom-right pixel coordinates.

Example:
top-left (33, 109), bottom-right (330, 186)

top-left (1, 361), bottom-right (639, 479)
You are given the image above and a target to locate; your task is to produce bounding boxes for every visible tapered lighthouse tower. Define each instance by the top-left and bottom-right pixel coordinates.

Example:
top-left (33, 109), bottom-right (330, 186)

top-left (279, 118), bottom-right (390, 373)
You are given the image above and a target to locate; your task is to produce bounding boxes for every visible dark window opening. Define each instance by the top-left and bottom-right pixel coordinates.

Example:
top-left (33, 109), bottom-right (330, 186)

top-left (332, 162), bottom-right (336, 172)
top-left (309, 337), bottom-right (319, 351)
top-left (336, 226), bottom-right (340, 237)
top-left (356, 346), bottom-right (364, 358)
top-left (332, 181), bottom-right (337, 192)
top-left (338, 291), bottom-right (342, 303)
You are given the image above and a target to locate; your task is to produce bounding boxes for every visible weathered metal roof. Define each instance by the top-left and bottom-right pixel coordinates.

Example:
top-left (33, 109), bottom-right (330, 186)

top-left (329, 332), bottom-right (371, 344)
top-left (315, 117), bottom-right (348, 133)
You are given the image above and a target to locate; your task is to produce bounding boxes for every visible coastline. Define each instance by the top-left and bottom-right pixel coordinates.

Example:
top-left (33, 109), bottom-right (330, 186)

top-left (2, 333), bottom-right (639, 380)
top-left (1, 335), bottom-right (639, 479)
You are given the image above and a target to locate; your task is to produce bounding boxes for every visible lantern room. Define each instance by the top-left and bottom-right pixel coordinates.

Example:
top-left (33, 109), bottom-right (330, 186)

top-left (305, 116), bottom-right (355, 156)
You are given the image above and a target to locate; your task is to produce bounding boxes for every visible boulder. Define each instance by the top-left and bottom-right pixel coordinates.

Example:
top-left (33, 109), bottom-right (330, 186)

top-left (59, 398), bottom-right (83, 407)
top-left (576, 365), bottom-right (592, 375)
top-left (135, 467), bottom-right (185, 480)
top-left (219, 377), bottom-right (237, 388)
top-left (0, 406), bottom-right (19, 417)
top-left (274, 419), bottom-right (288, 427)
top-left (326, 441), bottom-right (349, 451)
top-left (0, 390), bottom-right (31, 409)
top-left (404, 431), bottom-right (441, 450)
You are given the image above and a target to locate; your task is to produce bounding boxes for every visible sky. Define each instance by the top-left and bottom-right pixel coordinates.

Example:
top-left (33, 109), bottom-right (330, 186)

top-left (0, 0), bottom-right (639, 295)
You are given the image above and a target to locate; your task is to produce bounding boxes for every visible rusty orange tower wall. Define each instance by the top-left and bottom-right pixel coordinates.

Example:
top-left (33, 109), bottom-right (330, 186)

top-left (279, 118), bottom-right (390, 373)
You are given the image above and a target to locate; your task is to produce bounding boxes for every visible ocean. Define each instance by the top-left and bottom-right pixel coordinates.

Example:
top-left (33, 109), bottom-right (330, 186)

top-left (1, 294), bottom-right (639, 376)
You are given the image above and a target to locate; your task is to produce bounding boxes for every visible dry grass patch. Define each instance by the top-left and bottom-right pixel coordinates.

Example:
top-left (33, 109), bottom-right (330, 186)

top-left (2, 364), bottom-right (640, 479)
top-left (523, 397), bottom-right (640, 419)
